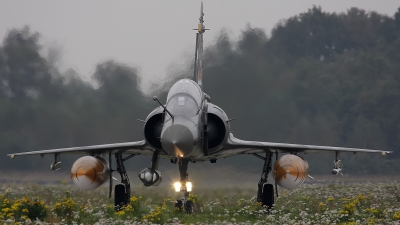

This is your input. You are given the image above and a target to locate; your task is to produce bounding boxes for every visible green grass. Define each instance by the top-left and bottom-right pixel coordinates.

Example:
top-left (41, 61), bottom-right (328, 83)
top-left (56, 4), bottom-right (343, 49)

top-left (0, 181), bottom-right (399, 224)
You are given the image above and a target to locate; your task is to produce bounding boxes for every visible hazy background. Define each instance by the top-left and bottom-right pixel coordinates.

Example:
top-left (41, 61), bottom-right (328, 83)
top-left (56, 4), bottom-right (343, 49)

top-left (1, 1), bottom-right (400, 190)
top-left (1, 1), bottom-right (399, 91)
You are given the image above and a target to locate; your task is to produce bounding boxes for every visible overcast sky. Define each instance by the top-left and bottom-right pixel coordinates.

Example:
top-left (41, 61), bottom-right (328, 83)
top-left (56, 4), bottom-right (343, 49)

top-left (1, 1), bottom-right (399, 91)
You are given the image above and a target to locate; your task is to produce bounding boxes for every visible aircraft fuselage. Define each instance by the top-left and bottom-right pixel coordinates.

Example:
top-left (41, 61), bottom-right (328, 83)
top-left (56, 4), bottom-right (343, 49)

top-left (161, 79), bottom-right (204, 158)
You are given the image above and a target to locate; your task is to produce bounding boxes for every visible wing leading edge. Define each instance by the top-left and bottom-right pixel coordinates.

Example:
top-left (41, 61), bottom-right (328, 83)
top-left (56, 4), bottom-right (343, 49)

top-left (208, 133), bottom-right (392, 159)
top-left (7, 140), bottom-right (160, 158)
top-left (8, 134), bottom-right (392, 160)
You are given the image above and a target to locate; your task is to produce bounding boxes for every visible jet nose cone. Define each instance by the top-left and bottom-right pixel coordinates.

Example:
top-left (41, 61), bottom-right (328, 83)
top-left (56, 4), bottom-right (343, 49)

top-left (161, 124), bottom-right (194, 157)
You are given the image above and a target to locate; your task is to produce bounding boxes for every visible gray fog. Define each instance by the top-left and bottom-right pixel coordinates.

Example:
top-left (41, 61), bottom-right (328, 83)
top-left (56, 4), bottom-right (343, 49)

top-left (1, 1), bottom-right (399, 91)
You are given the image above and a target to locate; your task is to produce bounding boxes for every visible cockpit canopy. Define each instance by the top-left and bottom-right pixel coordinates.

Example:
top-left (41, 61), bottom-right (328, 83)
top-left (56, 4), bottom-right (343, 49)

top-left (166, 79), bottom-right (203, 117)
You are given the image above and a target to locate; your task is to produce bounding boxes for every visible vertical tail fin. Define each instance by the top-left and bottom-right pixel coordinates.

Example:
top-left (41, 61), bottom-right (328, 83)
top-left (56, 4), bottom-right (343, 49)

top-left (194, 2), bottom-right (208, 89)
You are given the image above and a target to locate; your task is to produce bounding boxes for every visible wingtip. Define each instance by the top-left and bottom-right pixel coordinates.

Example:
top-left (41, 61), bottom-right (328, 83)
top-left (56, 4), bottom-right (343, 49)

top-left (382, 151), bottom-right (393, 156)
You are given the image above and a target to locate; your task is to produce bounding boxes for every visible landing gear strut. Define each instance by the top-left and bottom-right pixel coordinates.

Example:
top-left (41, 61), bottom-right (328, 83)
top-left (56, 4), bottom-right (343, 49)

top-left (114, 153), bottom-right (133, 210)
top-left (175, 158), bottom-right (194, 214)
top-left (332, 151), bottom-right (343, 175)
top-left (256, 152), bottom-right (274, 209)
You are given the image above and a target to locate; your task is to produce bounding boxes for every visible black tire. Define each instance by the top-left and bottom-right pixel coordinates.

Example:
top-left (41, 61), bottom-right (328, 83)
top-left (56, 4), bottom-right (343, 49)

top-left (261, 184), bottom-right (274, 209)
top-left (175, 200), bottom-right (183, 212)
top-left (114, 184), bottom-right (126, 209)
top-left (185, 200), bottom-right (194, 214)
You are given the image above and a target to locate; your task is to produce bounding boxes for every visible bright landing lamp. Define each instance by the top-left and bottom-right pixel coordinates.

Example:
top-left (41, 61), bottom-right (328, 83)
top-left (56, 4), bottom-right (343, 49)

top-left (186, 181), bottom-right (192, 192)
top-left (174, 182), bottom-right (181, 192)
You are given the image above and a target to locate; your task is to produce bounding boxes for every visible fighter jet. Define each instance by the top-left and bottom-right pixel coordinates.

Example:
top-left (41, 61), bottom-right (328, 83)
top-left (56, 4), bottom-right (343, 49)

top-left (7, 3), bottom-right (391, 213)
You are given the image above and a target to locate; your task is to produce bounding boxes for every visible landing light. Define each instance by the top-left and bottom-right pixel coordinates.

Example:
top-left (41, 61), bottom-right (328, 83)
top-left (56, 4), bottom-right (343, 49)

top-left (174, 182), bottom-right (181, 192)
top-left (186, 181), bottom-right (192, 192)
top-left (173, 181), bottom-right (193, 192)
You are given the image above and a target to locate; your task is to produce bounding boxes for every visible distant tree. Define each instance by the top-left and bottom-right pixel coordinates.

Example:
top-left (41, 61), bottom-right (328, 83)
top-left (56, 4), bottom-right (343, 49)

top-left (93, 60), bottom-right (145, 108)
top-left (395, 7), bottom-right (400, 28)
top-left (0, 28), bottom-right (149, 170)
top-left (0, 26), bottom-right (63, 100)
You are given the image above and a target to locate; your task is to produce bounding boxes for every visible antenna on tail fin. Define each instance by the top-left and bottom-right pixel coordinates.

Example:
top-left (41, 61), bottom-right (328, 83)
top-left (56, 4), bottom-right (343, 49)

top-left (193, 2), bottom-right (209, 89)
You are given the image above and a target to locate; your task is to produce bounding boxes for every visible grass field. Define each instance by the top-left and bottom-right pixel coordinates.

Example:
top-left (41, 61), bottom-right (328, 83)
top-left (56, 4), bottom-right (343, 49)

top-left (0, 177), bottom-right (400, 224)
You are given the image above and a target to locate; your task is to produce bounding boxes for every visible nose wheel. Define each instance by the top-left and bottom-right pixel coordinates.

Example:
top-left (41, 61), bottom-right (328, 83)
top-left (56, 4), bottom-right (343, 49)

top-left (174, 199), bottom-right (194, 214)
top-left (185, 200), bottom-right (194, 214)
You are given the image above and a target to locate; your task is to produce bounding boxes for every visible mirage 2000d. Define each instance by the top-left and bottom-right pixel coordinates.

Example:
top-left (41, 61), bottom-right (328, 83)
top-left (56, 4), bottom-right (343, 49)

top-left (8, 3), bottom-right (392, 213)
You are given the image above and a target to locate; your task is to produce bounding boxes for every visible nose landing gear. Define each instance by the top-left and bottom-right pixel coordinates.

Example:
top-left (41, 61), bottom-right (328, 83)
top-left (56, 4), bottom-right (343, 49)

top-left (174, 158), bottom-right (194, 214)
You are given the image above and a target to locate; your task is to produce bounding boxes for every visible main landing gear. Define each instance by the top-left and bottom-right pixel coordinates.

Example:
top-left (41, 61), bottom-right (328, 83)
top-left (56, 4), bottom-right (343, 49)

top-left (254, 152), bottom-right (275, 209)
top-left (112, 152), bottom-right (135, 210)
top-left (174, 158), bottom-right (194, 214)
